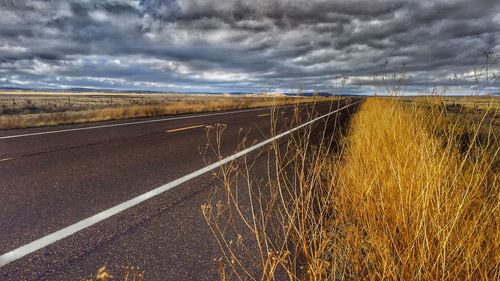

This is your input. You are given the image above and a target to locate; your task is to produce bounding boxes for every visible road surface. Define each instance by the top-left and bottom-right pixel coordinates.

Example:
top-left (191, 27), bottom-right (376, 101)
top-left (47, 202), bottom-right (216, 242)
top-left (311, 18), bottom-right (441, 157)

top-left (0, 99), bottom-right (360, 280)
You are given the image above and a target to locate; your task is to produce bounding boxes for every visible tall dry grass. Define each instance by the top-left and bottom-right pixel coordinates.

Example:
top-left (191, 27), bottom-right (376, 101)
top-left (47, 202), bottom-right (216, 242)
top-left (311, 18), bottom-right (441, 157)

top-left (203, 97), bottom-right (499, 280)
top-left (326, 98), bottom-right (498, 279)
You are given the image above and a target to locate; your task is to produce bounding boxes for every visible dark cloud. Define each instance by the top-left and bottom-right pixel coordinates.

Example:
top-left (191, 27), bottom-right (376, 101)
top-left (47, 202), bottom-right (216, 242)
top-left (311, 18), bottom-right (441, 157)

top-left (0, 0), bottom-right (499, 94)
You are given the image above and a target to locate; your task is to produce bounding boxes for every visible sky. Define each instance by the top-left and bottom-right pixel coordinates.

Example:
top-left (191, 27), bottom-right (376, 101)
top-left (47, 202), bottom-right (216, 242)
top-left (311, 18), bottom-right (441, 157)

top-left (0, 0), bottom-right (499, 94)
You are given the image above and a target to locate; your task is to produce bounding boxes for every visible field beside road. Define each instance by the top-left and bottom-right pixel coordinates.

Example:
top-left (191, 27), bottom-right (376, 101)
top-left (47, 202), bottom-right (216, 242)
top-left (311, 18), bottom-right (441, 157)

top-left (0, 91), bottom-right (339, 129)
top-left (206, 96), bottom-right (499, 280)
top-left (405, 95), bottom-right (499, 111)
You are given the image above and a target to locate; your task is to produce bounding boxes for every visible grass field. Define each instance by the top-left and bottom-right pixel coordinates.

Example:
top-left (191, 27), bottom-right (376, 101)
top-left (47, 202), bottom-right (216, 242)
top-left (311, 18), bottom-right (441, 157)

top-left (323, 98), bottom-right (498, 279)
top-left (398, 96), bottom-right (499, 112)
top-left (0, 91), bottom-right (340, 129)
top-left (203, 96), bottom-right (499, 280)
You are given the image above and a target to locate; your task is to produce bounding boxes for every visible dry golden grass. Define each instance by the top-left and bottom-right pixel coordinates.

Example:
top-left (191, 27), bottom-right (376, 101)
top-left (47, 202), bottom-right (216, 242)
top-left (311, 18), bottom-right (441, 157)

top-left (203, 97), bottom-right (499, 280)
top-left (326, 98), bottom-right (498, 279)
top-left (410, 96), bottom-right (499, 111)
top-left (0, 95), bottom-right (338, 129)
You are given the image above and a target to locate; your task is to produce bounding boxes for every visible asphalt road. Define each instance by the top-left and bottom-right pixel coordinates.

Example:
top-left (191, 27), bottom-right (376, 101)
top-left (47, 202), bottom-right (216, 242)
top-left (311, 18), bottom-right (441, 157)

top-left (0, 99), bottom-right (360, 280)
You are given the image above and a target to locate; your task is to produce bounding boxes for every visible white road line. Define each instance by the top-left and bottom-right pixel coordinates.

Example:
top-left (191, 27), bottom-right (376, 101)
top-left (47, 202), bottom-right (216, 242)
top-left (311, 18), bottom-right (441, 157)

top-left (0, 101), bottom-right (359, 267)
top-left (0, 106), bottom-right (296, 140)
top-left (0, 157), bottom-right (14, 162)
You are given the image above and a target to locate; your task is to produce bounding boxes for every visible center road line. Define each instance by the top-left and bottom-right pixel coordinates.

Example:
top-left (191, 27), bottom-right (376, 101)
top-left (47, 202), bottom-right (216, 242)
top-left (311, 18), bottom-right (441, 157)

top-left (0, 101), bottom-right (359, 267)
top-left (166, 124), bottom-right (205, 133)
top-left (257, 113), bottom-right (270, 117)
top-left (0, 157), bottom-right (14, 162)
top-left (0, 104), bottom-right (302, 140)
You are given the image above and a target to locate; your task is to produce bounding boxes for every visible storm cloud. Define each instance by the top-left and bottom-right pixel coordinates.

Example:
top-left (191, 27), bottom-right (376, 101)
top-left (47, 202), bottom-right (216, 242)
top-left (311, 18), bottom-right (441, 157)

top-left (0, 0), bottom-right (499, 94)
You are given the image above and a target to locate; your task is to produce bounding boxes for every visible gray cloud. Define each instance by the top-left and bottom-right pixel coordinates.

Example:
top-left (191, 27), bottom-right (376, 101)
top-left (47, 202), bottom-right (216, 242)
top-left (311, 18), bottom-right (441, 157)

top-left (0, 0), bottom-right (499, 94)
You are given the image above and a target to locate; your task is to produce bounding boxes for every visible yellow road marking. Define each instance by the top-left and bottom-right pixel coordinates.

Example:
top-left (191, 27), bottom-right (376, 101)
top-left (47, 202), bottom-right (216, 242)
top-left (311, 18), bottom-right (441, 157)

top-left (0, 157), bottom-right (14, 162)
top-left (257, 113), bottom-right (270, 117)
top-left (166, 124), bottom-right (205, 133)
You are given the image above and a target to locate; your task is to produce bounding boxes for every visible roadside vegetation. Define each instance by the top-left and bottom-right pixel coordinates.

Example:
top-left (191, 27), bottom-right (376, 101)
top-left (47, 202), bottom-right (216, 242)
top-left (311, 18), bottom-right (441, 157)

top-left (324, 97), bottom-right (498, 279)
top-left (0, 93), bottom-right (337, 129)
top-left (202, 95), bottom-right (498, 280)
